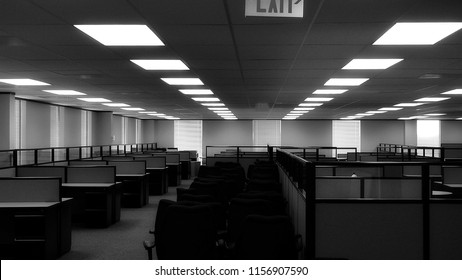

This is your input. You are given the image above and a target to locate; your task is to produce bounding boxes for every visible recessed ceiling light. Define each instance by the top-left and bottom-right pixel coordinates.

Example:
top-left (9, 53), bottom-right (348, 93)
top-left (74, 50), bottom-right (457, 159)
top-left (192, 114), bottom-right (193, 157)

top-left (394, 103), bottom-right (424, 107)
top-left (43, 90), bottom-right (87, 96)
top-left (180, 89), bottom-right (214, 95)
top-left (121, 107), bottom-right (145, 111)
top-left (294, 107), bottom-right (313, 111)
top-left (290, 111), bottom-right (308, 114)
top-left (313, 89), bottom-right (348, 94)
top-left (103, 103), bottom-right (130, 107)
top-left (324, 78), bottom-right (369, 86)
top-left (441, 89), bottom-right (462, 95)
top-left (374, 22), bottom-right (462, 45)
top-left (201, 103), bottom-right (225, 107)
top-left (305, 97), bottom-right (333, 102)
top-left (367, 111), bottom-right (387, 114)
top-left (425, 113), bottom-right (446, 116)
top-left (140, 111), bottom-right (158, 114)
top-left (223, 117), bottom-right (238, 120)
top-left (379, 107), bottom-right (403, 111)
top-left (131, 60), bottom-right (189, 70)
top-left (288, 113), bottom-right (303, 116)
top-left (164, 117), bottom-right (180, 120)
top-left (340, 117), bottom-right (357, 120)
top-left (217, 113), bottom-right (234, 116)
top-left (342, 59), bottom-right (403, 70)
top-left (0, 79), bottom-right (50, 86)
top-left (457, 118), bottom-right (462, 120)
top-left (299, 103), bottom-right (323, 107)
top-left (356, 113), bottom-right (374, 116)
top-left (414, 97), bottom-right (450, 102)
top-left (208, 107), bottom-right (229, 111)
top-left (192, 97), bottom-right (220, 102)
top-left (409, 116), bottom-right (429, 119)
top-left (148, 113), bottom-right (166, 116)
top-left (283, 117), bottom-right (298, 120)
top-left (398, 117), bottom-right (413, 120)
top-left (74, 25), bottom-right (164, 46)
top-left (161, 78), bottom-right (203, 85)
top-left (78, 98), bottom-right (112, 102)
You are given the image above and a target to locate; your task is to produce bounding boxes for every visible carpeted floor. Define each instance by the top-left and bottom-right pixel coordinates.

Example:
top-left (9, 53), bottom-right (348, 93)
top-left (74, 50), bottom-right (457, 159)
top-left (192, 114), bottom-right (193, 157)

top-left (59, 180), bottom-right (191, 260)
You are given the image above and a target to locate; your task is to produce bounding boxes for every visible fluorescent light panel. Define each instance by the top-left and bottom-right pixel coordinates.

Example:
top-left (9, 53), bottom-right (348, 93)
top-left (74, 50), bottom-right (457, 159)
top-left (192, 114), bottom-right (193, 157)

top-left (299, 103), bottom-right (323, 107)
top-left (367, 111), bottom-right (387, 114)
top-left (394, 103), bottom-right (424, 107)
top-left (374, 22), bottom-right (462, 45)
top-left (161, 78), bottom-right (203, 85)
top-left (342, 59), bottom-right (403, 70)
top-left (313, 89), bottom-right (348, 94)
top-left (74, 25), bottom-right (164, 46)
top-left (415, 97), bottom-right (450, 102)
top-left (305, 97), bottom-right (333, 102)
top-left (103, 103), bottom-right (130, 107)
top-left (180, 89), bottom-right (214, 95)
top-left (131, 60), bottom-right (189, 70)
top-left (441, 89), bottom-right (462, 95)
top-left (201, 103), bottom-right (225, 107)
top-left (78, 98), bottom-right (111, 102)
top-left (121, 107), bottom-right (145, 111)
top-left (140, 111), bottom-right (158, 114)
top-left (324, 78), bottom-right (369, 86)
top-left (425, 113), bottom-right (446, 116)
top-left (192, 97), bottom-right (220, 102)
top-left (43, 90), bottom-right (86, 96)
top-left (0, 79), bottom-right (49, 86)
top-left (208, 107), bottom-right (229, 111)
top-left (379, 107), bottom-right (403, 111)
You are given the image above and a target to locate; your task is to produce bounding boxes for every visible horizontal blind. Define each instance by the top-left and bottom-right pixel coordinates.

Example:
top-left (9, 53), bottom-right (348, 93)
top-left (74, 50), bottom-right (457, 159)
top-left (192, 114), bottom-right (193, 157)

top-left (333, 120), bottom-right (361, 153)
top-left (417, 120), bottom-right (440, 156)
top-left (253, 120), bottom-right (281, 146)
top-left (174, 120), bottom-right (203, 161)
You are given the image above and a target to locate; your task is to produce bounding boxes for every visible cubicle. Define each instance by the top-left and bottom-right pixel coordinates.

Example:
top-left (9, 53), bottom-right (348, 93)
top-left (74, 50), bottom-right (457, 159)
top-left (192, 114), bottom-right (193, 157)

top-left (0, 177), bottom-right (72, 259)
top-left (108, 160), bottom-right (149, 207)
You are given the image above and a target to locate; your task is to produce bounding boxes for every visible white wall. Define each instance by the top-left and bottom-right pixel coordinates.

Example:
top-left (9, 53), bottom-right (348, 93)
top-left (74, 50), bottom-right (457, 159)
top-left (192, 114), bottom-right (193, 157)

top-left (112, 115), bottom-right (123, 144)
top-left (405, 120), bottom-right (417, 146)
top-left (142, 120), bottom-right (155, 143)
top-left (361, 121), bottom-right (405, 152)
top-left (24, 101), bottom-right (51, 149)
top-left (154, 120), bottom-right (174, 148)
top-left (126, 117), bottom-right (137, 144)
top-left (63, 107), bottom-right (82, 147)
top-left (203, 120), bottom-right (253, 158)
top-left (0, 93), bottom-right (15, 150)
top-left (281, 120), bottom-right (332, 147)
top-left (441, 121), bottom-right (462, 144)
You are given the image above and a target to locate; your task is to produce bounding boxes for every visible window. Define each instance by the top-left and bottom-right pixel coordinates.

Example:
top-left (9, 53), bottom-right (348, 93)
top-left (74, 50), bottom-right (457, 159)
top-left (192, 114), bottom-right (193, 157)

top-left (174, 120), bottom-right (202, 161)
top-left (333, 120), bottom-right (361, 154)
top-left (417, 120), bottom-right (440, 156)
top-left (252, 120), bottom-right (281, 146)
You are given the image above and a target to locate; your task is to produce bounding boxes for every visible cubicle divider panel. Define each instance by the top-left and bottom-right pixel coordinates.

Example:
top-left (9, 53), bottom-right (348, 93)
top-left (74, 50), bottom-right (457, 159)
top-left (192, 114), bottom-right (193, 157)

top-left (429, 201), bottom-right (462, 259)
top-left (315, 201), bottom-right (424, 260)
top-left (66, 166), bottom-right (116, 183)
top-left (108, 160), bottom-right (146, 175)
top-left (102, 156), bottom-right (134, 161)
top-left (0, 178), bottom-right (61, 202)
top-left (335, 166), bottom-right (382, 177)
top-left (363, 178), bottom-right (422, 199)
top-left (442, 166), bottom-right (462, 184)
top-left (165, 154), bottom-right (180, 164)
top-left (316, 177), bottom-right (362, 199)
top-left (68, 160), bottom-right (108, 166)
top-left (136, 156), bottom-right (166, 168)
top-left (0, 168), bottom-right (15, 177)
top-left (16, 166), bottom-right (66, 181)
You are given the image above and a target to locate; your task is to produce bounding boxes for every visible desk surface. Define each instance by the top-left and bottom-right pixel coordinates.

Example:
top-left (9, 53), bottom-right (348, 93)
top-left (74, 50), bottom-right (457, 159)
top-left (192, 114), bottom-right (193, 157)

top-left (432, 190), bottom-right (453, 196)
top-left (146, 167), bottom-right (168, 170)
top-left (443, 184), bottom-right (462, 188)
top-left (0, 201), bottom-right (60, 208)
top-left (62, 183), bottom-right (116, 188)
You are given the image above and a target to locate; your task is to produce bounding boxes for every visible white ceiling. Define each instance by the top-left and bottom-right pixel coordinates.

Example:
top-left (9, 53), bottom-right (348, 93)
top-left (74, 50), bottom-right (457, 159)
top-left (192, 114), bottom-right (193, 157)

top-left (1, 0), bottom-right (462, 120)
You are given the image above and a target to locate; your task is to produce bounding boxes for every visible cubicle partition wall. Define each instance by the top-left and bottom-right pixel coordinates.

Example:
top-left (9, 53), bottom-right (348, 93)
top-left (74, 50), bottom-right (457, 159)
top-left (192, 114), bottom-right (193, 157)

top-left (276, 149), bottom-right (462, 260)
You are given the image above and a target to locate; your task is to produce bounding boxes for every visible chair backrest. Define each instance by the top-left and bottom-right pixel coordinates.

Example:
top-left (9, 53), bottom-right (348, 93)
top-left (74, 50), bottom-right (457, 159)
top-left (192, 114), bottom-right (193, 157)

top-left (235, 214), bottom-right (296, 260)
top-left (156, 204), bottom-right (216, 260)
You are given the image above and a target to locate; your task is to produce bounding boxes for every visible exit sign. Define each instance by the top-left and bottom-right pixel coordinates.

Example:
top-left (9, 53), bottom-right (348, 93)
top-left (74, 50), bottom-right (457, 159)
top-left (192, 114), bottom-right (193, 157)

top-left (245, 0), bottom-right (304, 18)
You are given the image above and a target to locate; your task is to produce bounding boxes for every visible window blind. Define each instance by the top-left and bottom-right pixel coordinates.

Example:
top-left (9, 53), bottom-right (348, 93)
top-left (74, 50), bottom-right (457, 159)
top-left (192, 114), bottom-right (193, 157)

top-left (174, 120), bottom-right (202, 161)
top-left (333, 120), bottom-right (361, 153)
top-left (252, 120), bottom-right (281, 146)
top-left (417, 120), bottom-right (440, 156)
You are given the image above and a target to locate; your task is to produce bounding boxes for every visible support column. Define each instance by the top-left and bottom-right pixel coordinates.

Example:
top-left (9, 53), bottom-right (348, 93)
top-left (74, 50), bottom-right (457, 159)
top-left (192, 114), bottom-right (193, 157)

top-left (92, 111), bottom-right (113, 145)
top-left (0, 92), bottom-right (15, 150)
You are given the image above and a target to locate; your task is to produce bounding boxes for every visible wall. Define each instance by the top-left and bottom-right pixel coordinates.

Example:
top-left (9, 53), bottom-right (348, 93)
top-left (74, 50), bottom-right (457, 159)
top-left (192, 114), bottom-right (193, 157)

top-left (202, 120), bottom-right (253, 158)
top-left (126, 118), bottom-right (137, 144)
top-left (91, 111), bottom-right (112, 146)
top-left (281, 120), bottom-right (332, 147)
top-left (112, 115), bottom-right (123, 144)
top-left (24, 101), bottom-right (51, 149)
top-left (154, 120), bottom-right (174, 148)
top-left (441, 121), bottom-right (462, 143)
top-left (0, 93), bottom-right (15, 150)
top-left (142, 120), bottom-right (155, 143)
top-left (63, 107), bottom-right (82, 147)
top-left (361, 121), bottom-right (405, 152)
top-left (405, 120), bottom-right (417, 146)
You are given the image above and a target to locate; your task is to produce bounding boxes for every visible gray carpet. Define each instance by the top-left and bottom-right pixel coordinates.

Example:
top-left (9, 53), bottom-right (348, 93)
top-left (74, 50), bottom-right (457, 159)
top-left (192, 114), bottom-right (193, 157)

top-left (59, 181), bottom-right (190, 260)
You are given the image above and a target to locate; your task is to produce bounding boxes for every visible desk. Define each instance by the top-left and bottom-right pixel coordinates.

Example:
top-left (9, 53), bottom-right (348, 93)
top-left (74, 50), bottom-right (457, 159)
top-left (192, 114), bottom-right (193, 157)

top-left (61, 183), bottom-right (121, 227)
top-left (116, 173), bottom-right (149, 207)
top-left (432, 182), bottom-right (462, 198)
top-left (166, 163), bottom-right (181, 186)
top-left (147, 167), bottom-right (168, 195)
top-left (0, 199), bottom-right (72, 259)
top-left (180, 160), bottom-right (191, 180)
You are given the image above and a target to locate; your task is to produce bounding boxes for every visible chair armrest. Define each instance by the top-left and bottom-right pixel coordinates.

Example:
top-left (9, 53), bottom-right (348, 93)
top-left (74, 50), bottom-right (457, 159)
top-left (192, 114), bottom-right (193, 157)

top-left (143, 240), bottom-right (156, 260)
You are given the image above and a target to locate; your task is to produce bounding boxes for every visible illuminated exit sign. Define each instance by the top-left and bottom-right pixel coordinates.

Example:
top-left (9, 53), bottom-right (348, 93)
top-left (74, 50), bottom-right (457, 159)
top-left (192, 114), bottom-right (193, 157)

top-left (245, 0), bottom-right (304, 18)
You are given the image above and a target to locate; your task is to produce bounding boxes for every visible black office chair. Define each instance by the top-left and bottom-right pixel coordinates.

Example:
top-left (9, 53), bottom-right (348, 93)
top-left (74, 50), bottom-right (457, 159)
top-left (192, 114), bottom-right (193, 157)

top-left (234, 214), bottom-right (299, 259)
top-left (155, 204), bottom-right (216, 259)
top-left (143, 199), bottom-right (175, 260)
